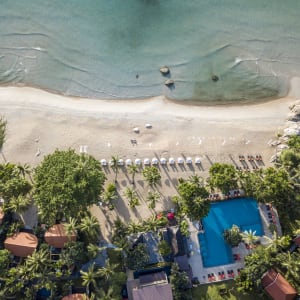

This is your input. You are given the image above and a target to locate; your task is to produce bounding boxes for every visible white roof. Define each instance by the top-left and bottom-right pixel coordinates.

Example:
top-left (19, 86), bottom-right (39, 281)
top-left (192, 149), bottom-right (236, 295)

top-left (160, 157), bottom-right (167, 164)
top-left (135, 158), bottom-right (141, 165)
top-left (125, 159), bottom-right (132, 165)
top-left (195, 157), bottom-right (201, 164)
top-left (169, 157), bottom-right (175, 164)
top-left (144, 158), bottom-right (150, 165)
top-left (186, 157), bottom-right (193, 164)
top-left (100, 159), bottom-right (107, 166)
top-left (177, 157), bottom-right (184, 164)
top-left (151, 158), bottom-right (158, 164)
top-left (118, 159), bottom-right (124, 166)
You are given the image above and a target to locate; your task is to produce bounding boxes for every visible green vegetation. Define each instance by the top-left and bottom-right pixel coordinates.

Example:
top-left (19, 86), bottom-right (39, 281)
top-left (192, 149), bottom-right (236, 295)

top-left (126, 243), bottom-right (150, 270)
top-left (33, 149), bottom-right (106, 225)
top-left (192, 281), bottom-right (268, 300)
top-left (170, 263), bottom-right (192, 300)
top-left (223, 224), bottom-right (242, 247)
top-left (174, 175), bottom-right (210, 221)
top-left (142, 166), bottom-right (161, 187)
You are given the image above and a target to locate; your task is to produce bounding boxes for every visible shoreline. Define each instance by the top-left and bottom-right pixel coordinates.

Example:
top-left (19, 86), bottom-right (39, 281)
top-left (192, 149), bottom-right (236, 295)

top-left (0, 84), bottom-right (297, 168)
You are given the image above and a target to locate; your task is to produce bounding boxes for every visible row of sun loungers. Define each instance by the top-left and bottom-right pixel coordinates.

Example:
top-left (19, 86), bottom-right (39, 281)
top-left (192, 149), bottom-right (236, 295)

top-left (266, 203), bottom-right (277, 224)
top-left (239, 154), bottom-right (263, 162)
top-left (99, 157), bottom-right (202, 166)
top-left (207, 269), bottom-right (243, 282)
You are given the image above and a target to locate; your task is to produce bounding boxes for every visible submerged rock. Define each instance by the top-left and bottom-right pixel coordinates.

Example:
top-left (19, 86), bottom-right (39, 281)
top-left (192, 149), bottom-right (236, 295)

top-left (164, 79), bottom-right (174, 87)
top-left (211, 74), bottom-right (219, 82)
top-left (160, 66), bottom-right (170, 75)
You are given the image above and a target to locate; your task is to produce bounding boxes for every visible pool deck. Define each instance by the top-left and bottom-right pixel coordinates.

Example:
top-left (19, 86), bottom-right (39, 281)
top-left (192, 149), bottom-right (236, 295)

top-left (187, 202), bottom-right (282, 284)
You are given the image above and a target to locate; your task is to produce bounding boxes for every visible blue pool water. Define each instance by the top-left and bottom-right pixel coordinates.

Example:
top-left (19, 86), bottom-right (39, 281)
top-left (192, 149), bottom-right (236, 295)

top-left (198, 198), bottom-right (263, 268)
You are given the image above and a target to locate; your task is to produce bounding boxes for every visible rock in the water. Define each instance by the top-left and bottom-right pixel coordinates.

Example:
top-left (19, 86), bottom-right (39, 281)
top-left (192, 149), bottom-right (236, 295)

top-left (165, 79), bottom-right (174, 87)
top-left (160, 66), bottom-right (170, 75)
top-left (212, 74), bottom-right (219, 82)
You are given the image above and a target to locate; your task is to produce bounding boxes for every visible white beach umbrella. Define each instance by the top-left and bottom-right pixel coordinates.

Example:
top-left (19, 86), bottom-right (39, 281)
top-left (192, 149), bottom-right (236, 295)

top-left (145, 123), bottom-right (152, 129)
top-left (133, 127), bottom-right (139, 133)
top-left (118, 159), bottom-right (124, 166)
top-left (125, 158), bottom-right (132, 166)
top-left (135, 158), bottom-right (141, 165)
top-left (152, 158), bottom-right (159, 165)
top-left (109, 159), bottom-right (114, 166)
top-left (195, 157), bottom-right (201, 164)
top-left (177, 157), bottom-right (184, 164)
top-left (100, 159), bottom-right (107, 166)
top-left (169, 157), bottom-right (175, 165)
top-left (186, 157), bottom-right (193, 164)
top-left (144, 158), bottom-right (150, 165)
top-left (160, 157), bottom-right (167, 165)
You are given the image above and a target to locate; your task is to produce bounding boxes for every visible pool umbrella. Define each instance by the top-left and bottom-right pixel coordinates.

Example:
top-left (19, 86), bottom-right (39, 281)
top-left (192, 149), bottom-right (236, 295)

top-left (126, 158), bottom-right (132, 166)
top-left (167, 212), bottom-right (175, 220)
top-left (177, 157), bottom-right (184, 164)
top-left (169, 157), bottom-right (175, 164)
top-left (152, 158), bottom-right (159, 165)
top-left (144, 158), bottom-right (150, 165)
top-left (160, 157), bottom-right (167, 164)
top-left (100, 159), bottom-right (107, 166)
top-left (135, 158), bottom-right (141, 165)
top-left (118, 159), bottom-right (124, 166)
top-left (195, 157), bottom-right (201, 164)
top-left (186, 157), bottom-right (193, 164)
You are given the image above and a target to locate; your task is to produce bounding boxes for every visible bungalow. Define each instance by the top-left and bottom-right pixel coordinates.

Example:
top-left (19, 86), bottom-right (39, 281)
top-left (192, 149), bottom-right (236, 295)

top-left (127, 271), bottom-right (173, 300)
top-left (4, 231), bottom-right (38, 257)
top-left (132, 232), bottom-right (164, 265)
top-left (261, 269), bottom-right (297, 300)
top-left (44, 223), bottom-right (76, 249)
top-left (174, 255), bottom-right (193, 288)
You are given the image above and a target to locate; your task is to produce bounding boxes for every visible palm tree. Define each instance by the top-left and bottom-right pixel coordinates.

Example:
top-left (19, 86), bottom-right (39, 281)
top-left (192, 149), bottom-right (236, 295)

top-left (146, 191), bottom-right (161, 209)
top-left (280, 252), bottom-right (300, 283)
top-left (142, 215), bottom-right (167, 232)
top-left (16, 163), bottom-right (33, 182)
top-left (80, 263), bottom-right (101, 296)
top-left (264, 232), bottom-right (291, 252)
top-left (64, 217), bottom-right (77, 240)
top-left (98, 259), bottom-right (118, 282)
top-left (5, 195), bottom-right (31, 223)
top-left (142, 166), bottom-right (161, 188)
top-left (25, 248), bottom-right (50, 275)
top-left (188, 174), bottom-right (204, 186)
top-left (124, 187), bottom-right (140, 208)
top-left (79, 215), bottom-right (100, 243)
top-left (127, 221), bottom-right (142, 234)
top-left (110, 155), bottom-right (120, 183)
top-left (0, 116), bottom-right (7, 160)
top-left (97, 287), bottom-right (118, 300)
top-left (127, 164), bottom-right (139, 185)
top-left (241, 229), bottom-right (259, 249)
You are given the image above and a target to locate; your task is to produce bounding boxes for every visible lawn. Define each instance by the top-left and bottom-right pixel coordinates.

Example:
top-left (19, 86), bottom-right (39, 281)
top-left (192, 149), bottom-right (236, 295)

top-left (192, 280), bottom-right (268, 300)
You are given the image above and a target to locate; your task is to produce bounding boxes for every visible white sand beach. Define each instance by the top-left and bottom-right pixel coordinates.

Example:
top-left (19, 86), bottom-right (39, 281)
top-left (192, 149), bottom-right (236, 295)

top-left (0, 83), bottom-right (299, 239)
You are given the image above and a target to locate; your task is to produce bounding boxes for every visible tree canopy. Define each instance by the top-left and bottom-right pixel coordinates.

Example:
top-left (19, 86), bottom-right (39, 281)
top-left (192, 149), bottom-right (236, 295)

top-left (33, 149), bottom-right (106, 225)
top-left (176, 176), bottom-right (210, 221)
top-left (208, 163), bottom-right (238, 193)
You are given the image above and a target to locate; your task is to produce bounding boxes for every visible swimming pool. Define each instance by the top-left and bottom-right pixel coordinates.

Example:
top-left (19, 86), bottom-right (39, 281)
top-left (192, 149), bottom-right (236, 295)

top-left (198, 198), bottom-right (263, 268)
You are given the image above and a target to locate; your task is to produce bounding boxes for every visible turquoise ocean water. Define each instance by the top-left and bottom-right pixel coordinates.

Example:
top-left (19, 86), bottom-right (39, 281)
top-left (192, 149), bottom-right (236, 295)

top-left (1, 0), bottom-right (300, 103)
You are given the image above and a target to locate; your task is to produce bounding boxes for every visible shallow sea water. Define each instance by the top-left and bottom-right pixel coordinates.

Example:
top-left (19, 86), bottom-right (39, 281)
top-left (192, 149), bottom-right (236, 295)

top-left (1, 0), bottom-right (300, 102)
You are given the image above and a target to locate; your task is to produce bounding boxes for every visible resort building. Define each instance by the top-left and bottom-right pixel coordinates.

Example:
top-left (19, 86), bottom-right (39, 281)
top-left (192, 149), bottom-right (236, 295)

top-left (44, 223), bottom-right (76, 249)
top-left (261, 269), bottom-right (297, 300)
top-left (127, 271), bottom-right (173, 300)
top-left (4, 231), bottom-right (38, 257)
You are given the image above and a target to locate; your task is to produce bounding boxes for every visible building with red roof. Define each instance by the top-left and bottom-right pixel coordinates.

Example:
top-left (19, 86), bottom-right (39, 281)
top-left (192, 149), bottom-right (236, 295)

top-left (44, 223), bottom-right (76, 248)
top-left (261, 269), bottom-right (297, 300)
